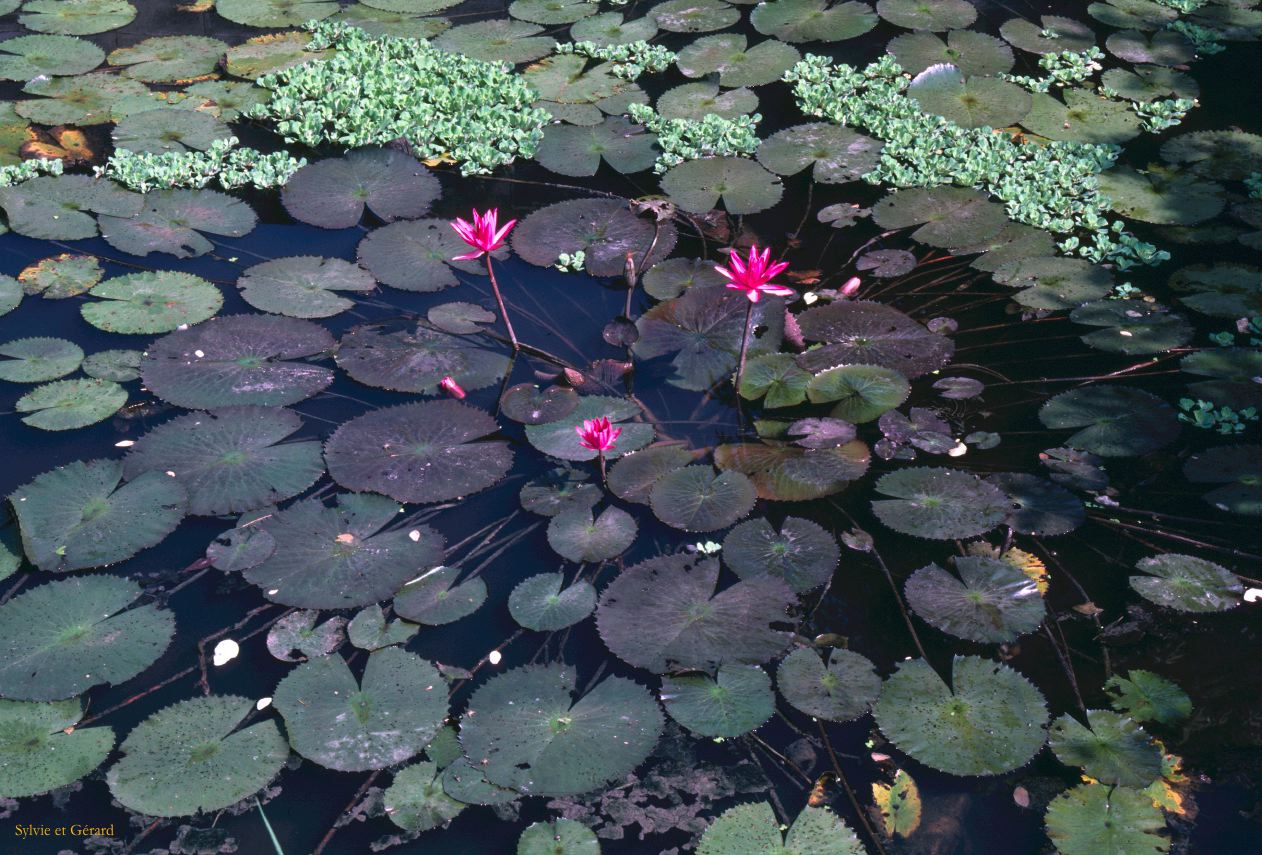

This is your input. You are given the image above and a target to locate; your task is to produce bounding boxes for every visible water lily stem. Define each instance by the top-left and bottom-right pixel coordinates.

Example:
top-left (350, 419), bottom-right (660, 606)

top-left (255, 797), bottom-right (286, 855)
top-left (817, 721), bottom-right (888, 855)
top-left (598, 451), bottom-right (607, 487)
top-left (736, 297), bottom-right (754, 395)
top-left (486, 255), bottom-right (519, 352)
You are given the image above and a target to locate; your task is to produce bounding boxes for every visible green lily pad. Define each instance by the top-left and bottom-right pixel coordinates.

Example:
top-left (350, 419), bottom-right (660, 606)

top-left (872, 467), bottom-right (1008, 540)
top-left (0, 699), bottom-right (113, 798)
top-left (1050, 709), bottom-right (1163, 787)
top-left (889, 29), bottom-right (1015, 76)
top-left (799, 300), bottom-right (954, 378)
top-left (676, 34), bottom-right (801, 88)
top-left (16, 378), bottom-right (128, 431)
top-left (384, 760), bottom-right (464, 832)
top-left (521, 467), bottom-right (601, 517)
top-left (357, 218), bottom-right (496, 293)
top-left (596, 553), bottom-right (795, 672)
top-left (282, 148), bottom-right (440, 229)
top-left (509, 572), bottom-right (598, 631)
top-left (651, 0), bottom-right (741, 33)
top-left (140, 314), bottom-right (335, 408)
top-left (905, 556), bottom-right (1044, 643)
top-left (217, 0), bottom-right (338, 26)
top-left (1104, 671), bottom-right (1193, 726)
top-left (1164, 131), bottom-right (1262, 183)
top-left (908, 64), bottom-right (1031, 128)
top-left (1130, 553), bottom-right (1242, 613)
top-left (434, 20), bottom-right (555, 64)
top-left (0, 34), bottom-right (104, 81)
top-left (82, 271), bottom-right (222, 334)
top-left (122, 406), bottom-right (324, 516)
top-left (806, 363), bottom-right (911, 423)
top-left (0, 174), bottom-right (141, 240)
top-left (1102, 65), bottom-right (1199, 103)
top-left (874, 655), bottom-right (1048, 776)
top-left (877, 0), bottom-right (976, 31)
top-left (393, 565), bottom-right (487, 626)
top-left (207, 518), bottom-right (276, 574)
top-left (512, 198), bottom-right (676, 276)
top-left (697, 802), bottom-right (866, 855)
top-left (992, 256), bottom-right (1114, 310)
top-left (1106, 29), bottom-right (1195, 66)
top-left (1021, 88), bottom-right (1142, 144)
top-left (1044, 784), bottom-right (1169, 855)
top-left (108, 36), bottom-right (228, 83)
top-left (1168, 262), bottom-right (1262, 318)
top-left (459, 663), bottom-right (664, 796)
top-left (0, 276), bottom-right (20, 317)
top-left (99, 188), bottom-right (257, 259)
top-left (607, 445), bottom-right (693, 503)
top-left (510, 0), bottom-right (596, 25)
top-left (518, 819), bottom-right (601, 855)
top-left (243, 492), bottom-right (444, 609)
top-left (872, 185), bottom-right (1008, 248)
top-left (224, 31), bottom-right (333, 79)
top-left (337, 322), bottom-right (508, 395)
top-left (661, 665), bottom-right (774, 737)
top-left (661, 156), bottom-right (783, 214)
top-left (112, 108), bottom-right (232, 154)
top-left (571, 11), bottom-right (658, 45)
top-left (238, 256), bottom-right (375, 319)
top-left (502, 384), bottom-right (581, 426)
top-left (266, 609), bottom-right (347, 662)
top-left (722, 516), bottom-right (838, 592)
top-left (1039, 385), bottom-right (1179, 457)
top-left (106, 695), bottom-right (288, 817)
top-left (17, 72), bottom-right (149, 125)
top-left (656, 81), bottom-right (758, 120)
top-left (713, 441), bottom-right (870, 501)
top-left (330, 5), bottom-right (451, 39)
top-left (19, 0), bottom-right (137, 35)
top-left (750, 0), bottom-right (878, 43)
top-left (547, 506), bottom-right (637, 562)
top-left (650, 465), bottom-right (756, 532)
top-left (274, 647), bottom-right (447, 772)
top-left (987, 472), bottom-right (1086, 535)
top-left (534, 116), bottom-right (659, 177)
top-left (524, 395), bottom-right (655, 461)
top-left (776, 647), bottom-right (881, 722)
top-left (0, 337), bottom-right (83, 383)
top-left (18, 253), bottom-right (103, 299)
top-left (1088, 0), bottom-right (1177, 30)
top-left (1098, 166), bottom-right (1224, 226)
top-left (348, 603), bottom-right (418, 652)
top-left (0, 574), bottom-right (174, 701)
top-left (182, 80), bottom-right (271, 122)
top-left (756, 122), bottom-right (882, 183)
top-left (325, 400), bottom-right (513, 504)
top-left (739, 353), bottom-right (811, 408)
top-left (1070, 299), bottom-right (1192, 355)
top-left (1183, 444), bottom-right (1262, 516)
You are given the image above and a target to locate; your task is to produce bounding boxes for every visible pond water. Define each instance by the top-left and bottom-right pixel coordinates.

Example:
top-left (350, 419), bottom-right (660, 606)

top-left (0, 0), bottom-right (1260, 853)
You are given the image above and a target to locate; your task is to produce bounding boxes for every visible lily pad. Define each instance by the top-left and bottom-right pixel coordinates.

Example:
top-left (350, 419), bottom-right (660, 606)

top-left (502, 384), bottom-right (580, 426)
top-left (1039, 386), bottom-right (1179, 457)
top-left (358, 218), bottom-right (496, 292)
top-left (750, 0), bottom-right (878, 43)
top-left (17, 72), bottom-right (149, 125)
top-left (757, 122), bottom-right (882, 183)
top-left (238, 256), bottom-right (375, 319)
top-left (0, 574), bottom-right (174, 701)
top-left (99, 188), bottom-right (257, 259)
top-left (112, 108), bottom-right (231, 154)
top-left (242, 492), bottom-right (444, 609)
top-left (1088, 0), bottom-right (1177, 30)
top-left (434, 20), bottom-right (555, 64)
top-left (0, 34), bottom-right (104, 81)
top-left (0, 337), bottom-right (83, 383)
top-left (81, 271), bottom-right (222, 334)
top-left (108, 36), bottom-right (228, 83)
top-left (596, 553), bottom-right (795, 672)
top-left (217, 0), bottom-right (338, 26)
top-left (0, 174), bottom-right (141, 240)
top-left (393, 565), bottom-right (487, 626)
top-left (325, 400), bottom-right (512, 504)
top-left (992, 256), bottom-right (1114, 310)
top-left (1098, 166), bottom-right (1224, 226)
top-left (650, 465), bottom-right (756, 531)
top-left (739, 353), bottom-right (811, 407)
top-left (1161, 130), bottom-right (1262, 182)
top-left (676, 34), bottom-right (801, 88)
top-left (141, 314), bottom-right (334, 409)
top-left (224, 31), bottom-right (333, 79)
top-left (1021, 88), bottom-right (1142, 144)
top-left (1167, 263), bottom-right (1262, 317)
top-left (889, 29), bottom-right (1015, 76)
top-left (874, 655), bottom-right (1048, 775)
top-left (459, 663), bottom-right (663, 795)
top-left (1070, 299), bottom-right (1192, 355)
top-left (908, 64), bottom-right (1031, 128)
top-left (266, 609), bottom-right (347, 662)
top-left (548, 506), bottom-right (637, 563)
top-left (571, 11), bottom-right (658, 45)
top-left (652, 0), bottom-right (741, 33)
top-left (534, 116), bottom-right (659, 178)
top-left (798, 301), bottom-right (954, 378)
top-left (518, 819), bottom-right (601, 855)
top-left (661, 665), bottom-right (774, 737)
top-left (1130, 553), bottom-right (1242, 613)
top-left (1050, 709), bottom-right (1163, 787)
top-left (19, 0), bottom-right (137, 35)
top-left (661, 156), bottom-right (783, 215)
top-left (656, 81), bottom-right (758, 120)
top-left (873, 186), bottom-right (1008, 248)
top-left (1104, 671), bottom-right (1193, 727)
top-left (1102, 65), bottom-right (1199, 103)
top-left (0, 699), bottom-right (113, 798)
top-left (607, 445), bottom-right (694, 503)
top-left (776, 647), bottom-right (881, 722)
top-left (722, 516), bottom-right (837, 592)
top-left (0, 276), bottom-right (19, 317)
top-left (1183, 444), bottom-right (1262, 516)
top-left (282, 148), bottom-right (440, 229)
top-left (806, 363), bottom-right (911, 423)
top-left (714, 441), bottom-right (870, 501)
top-left (877, 0), bottom-right (976, 31)
top-left (1044, 784), bottom-right (1169, 855)
top-left (18, 253), bottom-right (102, 299)
top-left (1106, 29), bottom-right (1195, 66)
top-left (872, 467), bottom-right (1008, 540)
top-left (697, 802), bottom-right (866, 855)
top-left (384, 761), bottom-right (464, 832)
top-left (513, 198), bottom-right (677, 276)
top-left (905, 556), bottom-right (1044, 643)
top-left (337, 322), bottom-right (508, 395)
top-left (348, 604), bottom-right (418, 652)
top-left (521, 467), bottom-right (601, 517)
top-left (106, 695), bottom-right (288, 817)
top-left (16, 378), bottom-right (127, 431)
top-left (274, 647), bottom-right (447, 771)
top-left (987, 472), bottom-right (1086, 536)
top-left (509, 572), bottom-right (598, 631)
top-left (525, 395), bottom-right (654, 461)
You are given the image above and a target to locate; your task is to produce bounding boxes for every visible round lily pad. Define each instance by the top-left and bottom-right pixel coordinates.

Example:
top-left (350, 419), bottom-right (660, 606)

top-left (1088, 0), bottom-right (1177, 30)
top-left (661, 156), bottom-right (783, 215)
top-left (509, 572), bottom-right (597, 631)
top-left (108, 36), bottom-right (228, 83)
top-left (877, 0), bottom-right (976, 31)
top-left (656, 81), bottom-right (758, 120)
top-left (757, 122), bottom-right (881, 183)
top-left (698, 802), bottom-right (866, 855)
top-left (905, 556), bottom-right (1044, 643)
top-left (1044, 784), bottom-right (1169, 855)
top-left (243, 492), bottom-right (444, 609)
top-left (650, 465), bottom-right (756, 531)
top-left (0, 276), bottom-right (20, 317)
top-left (337, 323), bottom-right (508, 395)
top-left (1039, 386), bottom-right (1179, 457)
top-left (740, 353), bottom-right (811, 408)
top-left (661, 665), bottom-right (774, 737)
top-left (524, 395), bottom-right (654, 461)
top-left (722, 516), bottom-right (838, 592)
top-left (0, 34), bottom-right (104, 81)
top-left (0, 337), bottom-right (83, 383)
top-left (325, 400), bottom-right (512, 504)
top-left (217, 0), bottom-right (338, 26)
top-left (1102, 65), bottom-right (1198, 103)
top-left (206, 520), bottom-right (276, 574)
top-left (0, 174), bottom-right (141, 240)
top-left (518, 819), bottom-right (601, 855)
top-left (224, 31), bottom-right (333, 79)
top-left (434, 20), bottom-right (555, 64)
top-left (282, 148), bottom-right (440, 229)
top-left (992, 256), bottom-right (1114, 310)
top-left (112, 108), bottom-right (232, 154)
top-left (652, 0), bottom-right (741, 33)
top-left (384, 761), bottom-right (464, 832)
top-left (1104, 671), bottom-right (1193, 727)
top-left (459, 663), bottom-right (664, 796)
top-left (547, 506), bottom-right (637, 562)
top-left (9, 459), bottom-right (185, 573)
top-left (510, 0), bottom-right (596, 25)
top-left (987, 472), bottom-right (1085, 536)
top-left (776, 647), bottom-right (881, 722)
top-left (856, 249), bottom-right (917, 278)
top-left (82, 271), bottom-right (222, 334)
top-left (1098, 166), bottom-right (1224, 226)
top-left (799, 301), bottom-right (953, 378)
top-left (676, 34), bottom-right (801, 88)
top-left (141, 314), bottom-right (335, 408)
top-left (1021, 89), bottom-right (1142, 144)
top-left (750, 0), bottom-right (878, 43)
top-left (16, 378), bottom-right (128, 431)
top-left (874, 655), bottom-right (1048, 776)
top-left (713, 441), bottom-right (870, 501)
top-left (1168, 262), bottom-right (1262, 318)
top-left (607, 445), bottom-right (693, 504)
top-left (266, 610), bottom-right (346, 662)
top-left (521, 466), bottom-right (601, 517)
top-left (1161, 130), bottom-right (1262, 182)
top-left (1070, 299), bottom-right (1192, 355)
top-left (1130, 553), bottom-right (1242, 613)
top-left (18, 253), bottom-right (103, 299)
top-left (0, 699), bottom-right (113, 798)
top-left (889, 29), bottom-right (1015, 76)
top-left (596, 553), bottom-right (795, 672)
top-left (99, 187), bottom-right (256, 259)
top-left (907, 64), bottom-right (1031, 128)
top-left (274, 647), bottom-right (447, 772)
top-left (393, 565), bottom-right (487, 626)
top-left (122, 406), bottom-right (324, 516)
top-left (534, 116), bottom-right (658, 178)
top-left (502, 384), bottom-right (580, 426)
top-left (872, 467), bottom-right (1008, 540)
top-left (512, 198), bottom-right (677, 277)
top-left (17, 72), bottom-right (149, 125)
top-left (1049, 709), bottom-right (1163, 788)
top-left (1183, 444), bottom-right (1262, 516)
top-left (106, 695), bottom-right (289, 817)
top-left (806, 364), bottom-right (911, 423)
top-left (357, 218), bottom-right (492, 292)
top-left (19, 0), bottom-right (137, 35)
top-left (330, 5), bottom-right (452, 39)
top-left (238, 256), bottom-right (375, 319)
top-left (571, 11), bottom-right (658, 44)
top-left (1106, 28), bottom-right (1194, 66)
top-left (0, 574), bottom-right (174, 701)
top-left (872, 186), bottom-right (1008, 248)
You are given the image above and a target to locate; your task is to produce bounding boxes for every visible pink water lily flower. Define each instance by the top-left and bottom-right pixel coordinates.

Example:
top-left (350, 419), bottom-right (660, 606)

top-left (715, 245), bottom-right (794, 303)
top-left (576, 417), bottom-right (621, 452)
top-left (439, 376), bottom-right (466, 399)
top-left (451, 208), bottom-right (517, 261)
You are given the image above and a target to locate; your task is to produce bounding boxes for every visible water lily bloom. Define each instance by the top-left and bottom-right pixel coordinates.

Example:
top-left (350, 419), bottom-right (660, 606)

top-left (576, 417), bottom-right (621, 452)
top-left (714, 245), bottom-right (794, 303)
top-left (439, 376), bottom-right (466, 399)
top-left (451, 208), bottom-right (517, 261)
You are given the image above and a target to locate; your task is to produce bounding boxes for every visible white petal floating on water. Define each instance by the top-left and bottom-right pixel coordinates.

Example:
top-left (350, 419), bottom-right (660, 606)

top-left (212, 638), bottom-right (239, 667)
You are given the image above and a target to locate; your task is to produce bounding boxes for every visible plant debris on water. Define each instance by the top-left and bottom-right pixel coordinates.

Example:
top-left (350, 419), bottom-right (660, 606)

top-left (0, 0), bottom-right (1259, 852)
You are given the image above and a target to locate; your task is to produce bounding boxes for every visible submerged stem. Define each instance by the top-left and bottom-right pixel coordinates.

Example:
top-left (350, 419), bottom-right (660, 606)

top-left (486, 254), bottom-right (519, 351)
top-left (735, 297), bottom-right (754, 394)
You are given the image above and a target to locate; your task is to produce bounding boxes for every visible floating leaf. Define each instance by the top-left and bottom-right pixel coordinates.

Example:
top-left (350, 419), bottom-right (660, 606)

top-left (106, 695), bottom-right (288, 817)
top-left (1183, 444), bottom-right (1262, 516)
top-left (511, 0), bottom-right (596, 25)
top-left (0, 337), bottom-right (82, 383)
top-left (122, 406), bottom-right (323, 516)
top-left (661, 665), bottom-right (774, 738)
top-left (0, 174), bottom-right (141, 240)
top-left (607, 445), bottom-right (693, 503)
top-left (434, 20), bottom-right (555, 64)
top-left (650, 465), bottom-right (756, 531)
top-left (282, 148), bottom-right (440, 229)
top-left (1101, 65), bottom-right (1198, 103)
top-left (0, 699), bottom-right (113, 798)
top-left (337, 322), bottom-right (508, 395)
top-left (16, 378), bottom-right (127, 431)
top-left (534, 116), bottom-right (658, 177)
top-left (502, 384), bottom-right (580, 426)
top-left (661, 156), bottom-right (783, 215)
top-left (1050, 710), bottom-right (1163, 787)
top-left (1161, 130), bottom-right (1262, 182)
top-left (357, 218), bottom-right (496, 292)
top-left (348, 603), bottom-right (418, 651)
top-left (243, 493), bottom-right (444, 609)
top-left (596, 553), bottom-right (794, 672)
top-left (0, 34), bottom-right (104, 81)
top-left (987, 472), bottom-right (1086, 536)
top-left (141, 315), bottom-right (331, 410)
top-left (265, 609), bottom-right (347, 662)
top-left (330, 5), bottom-right (452, 39)
top-left (393, 565), bottom-right (486, 626)
top-left (757, 122), bottom-right (881, 183)
top-left (19, 0), bottom-right (137, 35)
top-left (856, 249), bottom-right (916, 278)
top-left (1044, 784), bottom-right (1169, 855)
top-left (1130, 553), bottom-right (1242, 613)
top-left (1168, 262), bottom-right (1262, 318)
top-left (873, 769), bottom-right (922, 839)
top-left (722, 516), bottom-right (838, 592)
top-left (1071, 299), bottom-right (1192, 355)
top-left (656, 81), bottom-right (758, 120)
top-left (714, 441), bottom-right (870, 501)
top-left (548, 506), bottom-right (636, 562)
top-left (17, 72), bottom-right (149, 125)
top-left (384, 761), bottom-right (464, 832)
top-left (108, 35), bottom-right (227, 83)
top-left (872, 467), bottom-right (1007, 540)
top-left (0, 574), bottom-right (174, 701)
top-left (1104, 671), bottom-right (1192, 727)
top-left (652, 0), bottom-right (741, 33)
top-left (224, 31), bottom-right (333, 79)
top-left (750, 0), bottom-right (878, 43)
top-left (525, 395), bottom-right (654, 461)
top-left (459, 663), bottom-right (663, 796)
top-left (509, 572), bottom-right (597, 631)
top-left (100, 188), bottom-right (257, 259)
top-left (889, 29), bottom-right (1015, 76)
top-left (520, 466), bottom-right (601, 517)
top-left (776, 647), bottom-right (880, 722)
top-left (806, 363), bottom-right (911, 423)
top-left (0, 276), bottom-right (20, 317)
top-left (1088, 0), bottom-right (1177, 30)
top-left (907, 64), bottom-right (1031, 128)
top-left (992, 256), bottom-right (1113, 310)
top-left (112, 108), bottom-right (231, 154)
top-left (1021, 88), bottom-right (1141, 144)
top-left (873, 185), bottom-right (1008, 247)
top-left (518, 819), bottom-right (601, 855)
top-left (1098, 166), bottom-right (1224, 226)
top-left (18, 253), bottom-right (102, 299)
top-left (274, 648), bottom-right (447, 771)
top-left (874, 656), bottom-right (1048, 776)
top-left (1106, 29), bottom-right (1195, 67)
top-left (739, 353), bottom-right (811, 408)
top-left (1039, 386), bottom-right (1179, 457)
top-left (697, 802), bottom-right (866, 855)
top-left (217, 0), bottom-right (338, 26)
top-left (238, 256), bottom-right (375, 319)
top-left (207, 517), bottom-right (276, 573)
top-left (82, 271), bottom-right (222, 334)
top-left (905, 556), bottom-right (1044, 643)
top-left (676, 34), bottom-right (801, 88)
top-left (512, 198), bottom-right (676, 276)
top-left (877, 0), bottom-right (976, 31)
top-left (570, 11), bottom-right (658, 45)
